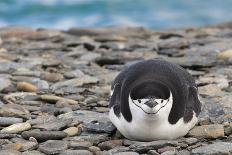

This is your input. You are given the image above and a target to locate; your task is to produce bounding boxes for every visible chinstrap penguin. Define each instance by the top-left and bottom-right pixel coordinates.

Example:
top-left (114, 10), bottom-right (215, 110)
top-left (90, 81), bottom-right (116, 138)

top-left (109, 59), bottom-right (201, 141)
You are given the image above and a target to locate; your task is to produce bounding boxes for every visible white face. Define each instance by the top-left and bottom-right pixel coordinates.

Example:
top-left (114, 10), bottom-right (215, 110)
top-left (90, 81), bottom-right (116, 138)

top-left (129, 93), bottom-right (172, 114)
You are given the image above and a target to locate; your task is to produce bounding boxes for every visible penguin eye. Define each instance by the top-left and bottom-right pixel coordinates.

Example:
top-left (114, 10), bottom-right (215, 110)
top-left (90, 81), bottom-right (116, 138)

top-left (138, 99), bottom-right (141, 103)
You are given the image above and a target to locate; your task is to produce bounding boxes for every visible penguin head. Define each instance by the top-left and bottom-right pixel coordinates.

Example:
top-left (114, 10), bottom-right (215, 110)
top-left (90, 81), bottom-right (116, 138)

top-left (129, 81), bottom-right (172, 115)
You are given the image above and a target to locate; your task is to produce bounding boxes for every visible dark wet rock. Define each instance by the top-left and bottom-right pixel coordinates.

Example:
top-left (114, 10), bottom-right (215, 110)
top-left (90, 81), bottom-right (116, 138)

top-left (60, 150), bottom-right (93, 155)
top-left (0, 117), bottom-right (23, 126)
top-left (22, 130), bottom-right (67, 142)
top-left (64, 133), bottom-right (109, 145)
top-left (38, 140), bottom-right (68, 155)
top-left (192, 142), bottom-right (232, 155)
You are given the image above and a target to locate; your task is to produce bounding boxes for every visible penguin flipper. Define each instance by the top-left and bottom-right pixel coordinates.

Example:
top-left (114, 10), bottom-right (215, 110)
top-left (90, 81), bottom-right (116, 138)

top-left (184, 86), bottom-right (201, 122)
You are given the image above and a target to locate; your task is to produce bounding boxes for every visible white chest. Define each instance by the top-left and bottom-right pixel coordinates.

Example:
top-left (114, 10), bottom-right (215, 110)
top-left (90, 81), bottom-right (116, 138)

top-left (109, 97), bottom-right (198, 141)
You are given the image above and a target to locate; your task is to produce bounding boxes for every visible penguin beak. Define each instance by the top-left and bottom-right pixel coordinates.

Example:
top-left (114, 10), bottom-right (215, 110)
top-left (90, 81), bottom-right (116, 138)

top-left (144, 99), bottom-right (158, 108)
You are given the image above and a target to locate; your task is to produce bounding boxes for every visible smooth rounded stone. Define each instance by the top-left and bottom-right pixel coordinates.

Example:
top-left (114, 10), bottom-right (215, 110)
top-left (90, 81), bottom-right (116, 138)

top-left (22, 130), bottom-right (67, 142)
top-left (0, 77), bottom-right (11, 92)
top-left (184, 137), bottom-right (198, 145)
top-left (60, 150), bottom-right (93, 155)
top-left (33, 118), bottom-right (72, 131)
top-left (31, 79), bottom-right (49, 90)
top-left (1, 122), bottom-right (31, 134)
top-left (26, 115), bottom-right (57, 125)
top-left (0, 150), bottom-right (22, 155)
top-left (39, 95), bottom-right (78, 105)
top-left (192, 142), bottom-right (232, 155)
top-left (51, 75), bottom-right (99, 91)
top-left (64, 69), bottom-right (85, 79)
top-left (38, 140), bottom-right (68, 155)
top-left (113, 152), bottom-right (139, 155)
top-left (64, 133), bottom-right (109, 145)
top-left (63, 127), bottom-right (80, 136)
top-left (98, 140), bottom-right (123, 151)
top-left (12, 69), bottom-right (41, 77)
top-left (69, 141), bottom-right (93, 149)
top-left (188, 124), bottom-right (225, 139)
top-left (22, 150), bottom-right (45, 155)
top-left (17, 82), bottom-right (37, 92)
top-left (0, 117), bottom-right (23, 126)
top-left (40, 72), bottom-right (64, 82)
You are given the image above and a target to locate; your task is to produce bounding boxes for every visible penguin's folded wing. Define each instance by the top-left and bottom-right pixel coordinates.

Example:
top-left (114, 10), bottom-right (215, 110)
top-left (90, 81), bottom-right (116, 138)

top-left (184, 86), bottom-right (201, 122)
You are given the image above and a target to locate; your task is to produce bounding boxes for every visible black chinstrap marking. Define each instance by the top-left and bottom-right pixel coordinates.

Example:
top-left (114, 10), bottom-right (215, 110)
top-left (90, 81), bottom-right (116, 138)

top-left (132, 99), bottom-right (169, 115)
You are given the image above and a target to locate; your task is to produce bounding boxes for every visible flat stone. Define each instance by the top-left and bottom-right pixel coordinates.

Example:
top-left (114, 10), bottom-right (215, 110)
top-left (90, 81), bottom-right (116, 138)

top-left (60, 150), bottom-right (93, 155)
top-left (0, 117), bottom-right (23, 126)
top-left (1, 122), bottom-right (31, 134)
top-left (22, 150), bottom-right (45, 155)
top-left (39, 95), bottom-right (78, 104)
top-left (26, 115), bottom-right (57, 125)
top-left (198, 84), bottom-right (223, 96)
top-left (192, 142), bottom-right (232, 155)
top-left (38, 140), bottom-right (68, 155)
top-left (69, 141), bottom-right (93, 149)
top-left (188, 124), bottom-right (225, 139)
top-left (11, 138), bottom-right (38, 151)
top-left (98, 140), bottom-right (123, 150)
top-left (0, 150), bottom-right (22, 155)
top-left (63, 127), bottom-right (80, 136)
top-left (33, 118), bottom-right (72, 131)
top-left (22, 130), bottom-right (67, 142)
top-left (64, 133), bottom-right (109, 145)
top-left (51, 75), bottom-right (99, 91)
top-left (129, 140), bottom-right (179, 153)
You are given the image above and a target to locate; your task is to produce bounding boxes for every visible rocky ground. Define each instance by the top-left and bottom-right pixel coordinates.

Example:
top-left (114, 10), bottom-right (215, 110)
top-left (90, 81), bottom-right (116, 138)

top-left (0, 23), bottom-right (232, 155)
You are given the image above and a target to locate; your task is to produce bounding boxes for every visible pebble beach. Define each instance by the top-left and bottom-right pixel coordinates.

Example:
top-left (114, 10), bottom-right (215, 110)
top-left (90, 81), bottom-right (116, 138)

top-left (0, 23), bottom-right (232, 154)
